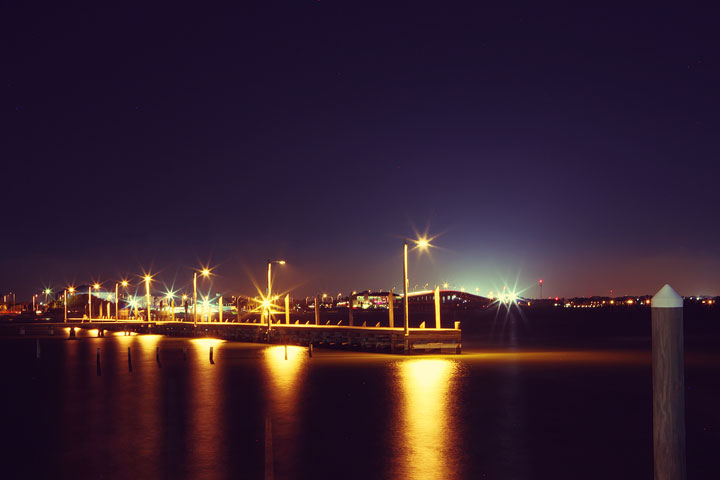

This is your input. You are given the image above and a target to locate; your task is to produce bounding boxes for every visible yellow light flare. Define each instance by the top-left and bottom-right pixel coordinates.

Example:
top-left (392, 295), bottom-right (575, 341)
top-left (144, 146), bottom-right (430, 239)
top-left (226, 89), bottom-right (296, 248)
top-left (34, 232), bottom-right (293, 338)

top-left (121, 280), bottom-right (129, 287)
top-left (93, 283), bottom-right (101, 290)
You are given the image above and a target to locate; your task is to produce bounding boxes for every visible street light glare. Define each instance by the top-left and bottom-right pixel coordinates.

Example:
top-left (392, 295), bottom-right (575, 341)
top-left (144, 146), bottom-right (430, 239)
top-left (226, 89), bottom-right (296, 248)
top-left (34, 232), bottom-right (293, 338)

top-left (44, 288), bottom-right (52, 295)
top-left (121, 280), bottom-right (129, 287)
top-left (201, 268), bottom-right (211, 277)
top-left (277, 260), bottom-right (286, 265)
top-left (416, 237), bottom-right (430, 249)
top-left (93, 283), bottom-right (100, 290)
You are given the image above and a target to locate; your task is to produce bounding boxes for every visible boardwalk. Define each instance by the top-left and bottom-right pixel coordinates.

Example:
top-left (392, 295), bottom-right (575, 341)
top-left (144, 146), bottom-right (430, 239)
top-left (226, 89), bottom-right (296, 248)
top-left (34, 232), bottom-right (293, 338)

top-left (3, 318), bottom-right (462, 354)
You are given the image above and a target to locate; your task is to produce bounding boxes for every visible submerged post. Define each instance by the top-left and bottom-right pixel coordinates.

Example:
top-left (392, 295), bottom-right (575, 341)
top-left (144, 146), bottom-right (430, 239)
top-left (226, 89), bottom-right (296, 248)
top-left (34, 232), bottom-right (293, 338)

top-left (651, 284), bottom-right (686, 480)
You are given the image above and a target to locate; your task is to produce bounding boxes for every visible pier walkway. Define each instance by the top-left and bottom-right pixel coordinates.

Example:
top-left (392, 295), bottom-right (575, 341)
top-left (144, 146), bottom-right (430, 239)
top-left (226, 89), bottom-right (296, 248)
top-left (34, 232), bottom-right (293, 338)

top-left (2, 318), bottom-right (462, 354)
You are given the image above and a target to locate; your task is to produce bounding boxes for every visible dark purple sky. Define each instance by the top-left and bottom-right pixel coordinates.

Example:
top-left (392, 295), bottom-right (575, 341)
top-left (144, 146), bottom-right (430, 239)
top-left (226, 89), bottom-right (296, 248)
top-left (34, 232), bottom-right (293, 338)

top-left (3, 3), bottom-right (720, 300)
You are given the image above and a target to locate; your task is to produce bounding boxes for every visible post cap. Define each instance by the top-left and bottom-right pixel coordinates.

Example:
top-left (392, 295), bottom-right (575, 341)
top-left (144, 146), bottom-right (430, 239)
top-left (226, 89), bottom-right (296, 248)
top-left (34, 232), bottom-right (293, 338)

top-left (651, 284), bottom-right (683, 308)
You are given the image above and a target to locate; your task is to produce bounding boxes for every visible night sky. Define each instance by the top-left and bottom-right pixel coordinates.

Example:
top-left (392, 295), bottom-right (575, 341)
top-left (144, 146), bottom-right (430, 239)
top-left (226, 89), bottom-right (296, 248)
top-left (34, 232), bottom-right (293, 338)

top-left (4, 3), bottom-right (720, 300)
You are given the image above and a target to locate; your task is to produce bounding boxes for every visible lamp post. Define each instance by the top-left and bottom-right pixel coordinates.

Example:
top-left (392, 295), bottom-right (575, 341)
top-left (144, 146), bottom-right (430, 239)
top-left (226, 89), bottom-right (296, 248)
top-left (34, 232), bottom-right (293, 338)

top-left (65, 287), bottom-right (74, 323)
top-left (403, 240), bottom-right (409, 336)
top-left (266, 259), bottom-right (286, 331)
top-left (144, 276), bottom-right (152, 322)
top-left (402, 236), bottom-right (432, 339)
top-left (193, 268), bottom-right (211, 327)
top-left (63, 290), bottom-right (67, 323)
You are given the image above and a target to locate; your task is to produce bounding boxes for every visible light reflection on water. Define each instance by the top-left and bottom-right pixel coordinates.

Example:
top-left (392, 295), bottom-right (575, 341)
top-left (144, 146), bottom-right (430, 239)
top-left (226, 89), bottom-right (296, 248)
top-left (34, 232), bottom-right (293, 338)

top-left (188, 338), bottom-right (226, 478)
top-left (393, 358), bottom-right (462, 480)
top-left (3, 335), bottom-right (711, 480)
top-left (263, 345), bottom-right (308, 478)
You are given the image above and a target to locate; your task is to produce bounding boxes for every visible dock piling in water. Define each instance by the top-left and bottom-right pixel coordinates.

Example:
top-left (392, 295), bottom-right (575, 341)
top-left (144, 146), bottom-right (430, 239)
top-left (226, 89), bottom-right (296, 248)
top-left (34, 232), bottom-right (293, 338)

top-left (651, 284), bottom-right (686, 480)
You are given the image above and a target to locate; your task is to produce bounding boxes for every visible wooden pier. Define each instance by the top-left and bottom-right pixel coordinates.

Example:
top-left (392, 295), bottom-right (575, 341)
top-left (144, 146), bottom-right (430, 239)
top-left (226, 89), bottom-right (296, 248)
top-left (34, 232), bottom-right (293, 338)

top-left (2, 319), bottom-right (462, 354)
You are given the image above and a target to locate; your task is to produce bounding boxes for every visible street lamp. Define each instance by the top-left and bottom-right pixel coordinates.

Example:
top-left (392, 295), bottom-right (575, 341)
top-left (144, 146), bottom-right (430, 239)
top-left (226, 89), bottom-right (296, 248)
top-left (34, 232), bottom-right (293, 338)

top-left (144, 275), bottom-right (152, 322)
top-left (65, 286), bottom-right (75, 322)
top-left (266, 259), bottom-right (286, 331)
top-left (403, 236), bottom-right (432, 337)
top-left (193, 268), bottom-right (211, 327)
top-left (115, 280), bottom-right (129, 321)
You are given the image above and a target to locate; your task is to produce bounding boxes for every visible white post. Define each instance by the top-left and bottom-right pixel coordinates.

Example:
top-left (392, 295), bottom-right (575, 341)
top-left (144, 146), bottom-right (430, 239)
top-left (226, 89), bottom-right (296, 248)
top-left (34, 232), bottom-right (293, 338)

top-left (64, 290), bottom-right (67, 323)
top-left (115, 283), bottom-right (119, 321)
top-left (434, 286), bottom-right (441, 329)
top-left (88, 286), bottom-right (92, 321)
top-left (219, 296), bottom-right (223, 323)
top-left (651, 284), bottom-right (686, 480)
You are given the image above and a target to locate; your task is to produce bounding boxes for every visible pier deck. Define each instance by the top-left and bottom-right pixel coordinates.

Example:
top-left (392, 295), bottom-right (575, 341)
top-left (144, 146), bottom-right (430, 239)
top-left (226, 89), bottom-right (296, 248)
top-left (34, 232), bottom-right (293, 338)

top-left (3, 319), bottom-right (462, 354)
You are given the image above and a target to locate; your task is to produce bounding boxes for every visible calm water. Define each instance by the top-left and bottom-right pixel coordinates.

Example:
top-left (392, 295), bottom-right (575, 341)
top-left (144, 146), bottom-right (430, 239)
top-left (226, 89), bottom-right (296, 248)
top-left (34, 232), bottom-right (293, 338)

top-left (1, 326), bottom-right (719, 479)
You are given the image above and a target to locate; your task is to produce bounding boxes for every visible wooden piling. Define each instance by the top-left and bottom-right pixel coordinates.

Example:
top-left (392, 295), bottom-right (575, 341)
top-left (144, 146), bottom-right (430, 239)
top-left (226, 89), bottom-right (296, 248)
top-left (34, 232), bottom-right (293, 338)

top-left (651, 284), bottom-right (686, 480)
top-left (388, 288), bottom-right (394, 328)
top-left (314, 296), bottom-right (320, 325)
top-left (209, 346), bottom-right (215, 364)
top-left (128, 347), bottom-right (133, 372)
top-left (348, 295), bottom-right (354, 326)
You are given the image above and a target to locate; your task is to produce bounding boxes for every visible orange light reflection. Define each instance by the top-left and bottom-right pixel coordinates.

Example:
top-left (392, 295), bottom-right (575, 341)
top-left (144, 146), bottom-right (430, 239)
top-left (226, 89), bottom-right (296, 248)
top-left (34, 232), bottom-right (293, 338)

top-left (394, 359), bottom-right (461, 480)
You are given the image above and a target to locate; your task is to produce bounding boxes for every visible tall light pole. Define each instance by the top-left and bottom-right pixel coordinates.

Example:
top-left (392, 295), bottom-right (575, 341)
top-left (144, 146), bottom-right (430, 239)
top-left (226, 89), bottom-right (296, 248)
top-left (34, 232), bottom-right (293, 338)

top-left (403, 236), bottom-right (432, 338)
top-left (144, 275), bottom-right (152, 322)
top-left (266, 259), bottom-right (286, 331)
top-left (539, 279), bottom-right (543, 299)
top-left (64, 290), bottom-right (67, 322)
top-left (194, 268), bottom-right (211, 327)
top-left (403, 240), bottom-right (409, 336)
top-left (65, 287), bottom-right (74, 322)
top-left (92, 283), bottom-right (100, 319)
